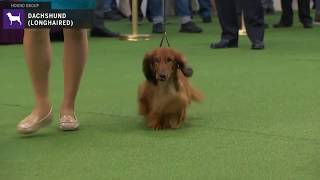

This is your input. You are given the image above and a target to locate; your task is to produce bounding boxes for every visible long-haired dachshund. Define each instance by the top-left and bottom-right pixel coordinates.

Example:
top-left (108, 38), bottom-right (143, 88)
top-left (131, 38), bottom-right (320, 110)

top-left (138, 48), bottom-right (203, 130)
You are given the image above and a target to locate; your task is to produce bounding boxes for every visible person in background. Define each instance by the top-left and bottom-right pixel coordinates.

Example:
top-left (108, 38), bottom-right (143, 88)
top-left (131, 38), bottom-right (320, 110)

top-left (144, 0), bottom-right (203, 33)
top-left (176, 0), bottom-right (203, 33)
top-left (210, 0), bottom-right (217, 16)
top-left (273, 0), bottom-right (313, 28)
top-left (147, 0), bottom-right (165, 33)
top-left (315, 0), bottom-right (320, 25)
top-left (90, 0), bottom-right (120, 37)
top-left (210, 0), bottom-right (265, 50)
top-left (198, 0), bottom-right (213, 23)
top-left (104, 0), bottom-right (123, 21)
top-left (261, 0), bottom-right (275, 15)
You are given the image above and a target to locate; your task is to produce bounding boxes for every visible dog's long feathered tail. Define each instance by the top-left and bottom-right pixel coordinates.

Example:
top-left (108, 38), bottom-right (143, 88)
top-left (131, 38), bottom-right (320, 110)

top-left (190, 86), bottom-right (203, 102)
top-left (182, 66), bottom-right (203, 103)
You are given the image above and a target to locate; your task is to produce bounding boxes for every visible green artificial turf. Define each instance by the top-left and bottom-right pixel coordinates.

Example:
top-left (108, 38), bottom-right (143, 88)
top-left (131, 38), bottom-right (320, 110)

top-left (0, 14), bottom-right (320, 180)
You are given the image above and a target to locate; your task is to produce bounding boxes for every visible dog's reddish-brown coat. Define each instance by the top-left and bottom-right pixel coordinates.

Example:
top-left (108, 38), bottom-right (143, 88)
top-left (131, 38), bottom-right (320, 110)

top-left (138, 48), bottom-right (202, 130)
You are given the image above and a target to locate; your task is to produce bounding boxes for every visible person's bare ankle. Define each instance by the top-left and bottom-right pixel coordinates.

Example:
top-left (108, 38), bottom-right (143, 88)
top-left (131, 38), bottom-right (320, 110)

top-left (60, 109), bottom-right (74, 116)
top-left (60, 101), bottom-right (75, 116)
top-left (60, 106), bottom-right (75, 117)
top-left (32, 102), bottom-right (52, 118)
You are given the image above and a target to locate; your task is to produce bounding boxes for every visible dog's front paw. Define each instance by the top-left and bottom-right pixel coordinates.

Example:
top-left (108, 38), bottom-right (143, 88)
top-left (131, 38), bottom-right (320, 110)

top-left (148, 121), bottom-right (163, 130)
top-left (169, 120), bottom-right (182, 129)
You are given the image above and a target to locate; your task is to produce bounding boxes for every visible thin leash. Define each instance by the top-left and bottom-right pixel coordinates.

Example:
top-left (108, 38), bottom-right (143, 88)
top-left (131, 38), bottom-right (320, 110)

top-left (158, 0), bottom-right (193, 76)
top-left (159, 0), bottom-right (170, 47)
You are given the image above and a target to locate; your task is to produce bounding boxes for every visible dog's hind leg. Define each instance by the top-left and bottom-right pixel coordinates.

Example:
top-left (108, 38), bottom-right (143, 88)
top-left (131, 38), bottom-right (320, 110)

top-left (148, 120), bottom-right (163, 130)
top-left (168, 117), bottom-right (181, 129)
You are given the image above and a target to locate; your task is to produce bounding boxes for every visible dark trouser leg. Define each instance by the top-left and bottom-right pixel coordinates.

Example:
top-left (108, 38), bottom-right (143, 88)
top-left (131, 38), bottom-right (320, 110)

top-left (298, 0), bottom-right (312, 25)
top-left (147, 0), bottom-right (163, 23)
top-left (175, 0), bottom-right (192, 24)
top-left (279, 0), bottom-right (293, 25)
top-left (241, 0), bottom-right (264, 43)
top-left (215, 0), bottom-right (238, 42)
top-left (92, 0), bottom-right (105, 29)
top-left (316, 0), bottom-right (320, 16)
top-left (198, 0), bottom-right (212, 18)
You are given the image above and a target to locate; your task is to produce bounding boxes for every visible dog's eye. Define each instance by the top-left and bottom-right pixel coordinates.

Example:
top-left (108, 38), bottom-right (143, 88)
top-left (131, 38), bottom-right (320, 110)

top-left (166, 58), bottom-right (173, 63)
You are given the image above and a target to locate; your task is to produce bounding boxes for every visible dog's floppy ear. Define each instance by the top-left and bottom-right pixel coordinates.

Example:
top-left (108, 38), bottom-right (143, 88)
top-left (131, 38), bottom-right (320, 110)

top-left (173, 49), bottom-right (193, 77)
top-left (143, 51), bottom-right (157, 84)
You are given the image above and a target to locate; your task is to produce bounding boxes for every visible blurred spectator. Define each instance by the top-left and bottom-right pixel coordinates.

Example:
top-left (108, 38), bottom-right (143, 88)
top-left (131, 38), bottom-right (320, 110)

top-left (175, 0), bottom-right (203, 33)
top-left (104, 0), bottom-right (123, 21)
top-left (273, 0), bottom-right (313, 28)
top-left (315, 0), bottom-right (320, 24)
top-left (91, 0), bottom-right (120, 37)
top-left (147, 0), bottom-right (164, 33)
top-left (210, 0), bottom-right (265, 50)
top-left (198, 0), bottom-right (213, 23)
top-left (210, 0), bottom-right (217, 16)
top-left (261, 0), bottom-right (275, 15)
top-left (142, 0), bottom-right (203, 33)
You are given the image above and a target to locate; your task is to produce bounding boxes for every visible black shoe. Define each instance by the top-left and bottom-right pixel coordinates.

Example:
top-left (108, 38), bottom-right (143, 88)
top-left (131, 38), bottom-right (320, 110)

top-left (104, 10), bottom-right (123, 21)
top-left (180, 21), bottom-right (203, 33)
top-left (90, 28), bottom-right (120, 38)
top-left (303, 23), bottom-right (313, 28)
top-left (265, 8), bottom-right (275, 15)
top-left (314, 16), bottom-right (320, 25)
top-left (152, 23), bottom-right (164, 34)
top-left (251, 41), bottom-right (265, 50)
top-left (202, 16), bottom-right (212, 23)
top-left (273, 22), bottom-right (292, 28)
top-left (210, 39), bottom-right (238, 49)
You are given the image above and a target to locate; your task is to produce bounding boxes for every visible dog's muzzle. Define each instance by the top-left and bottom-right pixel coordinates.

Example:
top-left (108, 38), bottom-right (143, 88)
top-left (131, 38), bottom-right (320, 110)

top-left (158, 74), bottom-right (167, 81)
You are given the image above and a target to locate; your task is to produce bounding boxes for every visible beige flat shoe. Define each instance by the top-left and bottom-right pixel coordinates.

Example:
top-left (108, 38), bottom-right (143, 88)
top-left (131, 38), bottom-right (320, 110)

top-left (59, 114), bottom-right (79, 131)
top-left (17, 108), bottom-right (53, 134)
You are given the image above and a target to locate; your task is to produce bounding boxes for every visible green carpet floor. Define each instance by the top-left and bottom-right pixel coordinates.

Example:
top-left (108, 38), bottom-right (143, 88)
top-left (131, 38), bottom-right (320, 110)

top-left (0, 14), bottom-right (319, 180)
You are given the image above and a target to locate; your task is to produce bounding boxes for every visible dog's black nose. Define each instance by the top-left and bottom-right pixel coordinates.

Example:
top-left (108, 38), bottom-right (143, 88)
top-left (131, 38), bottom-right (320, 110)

top-left (159, 74), bottom-right (167, 80)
